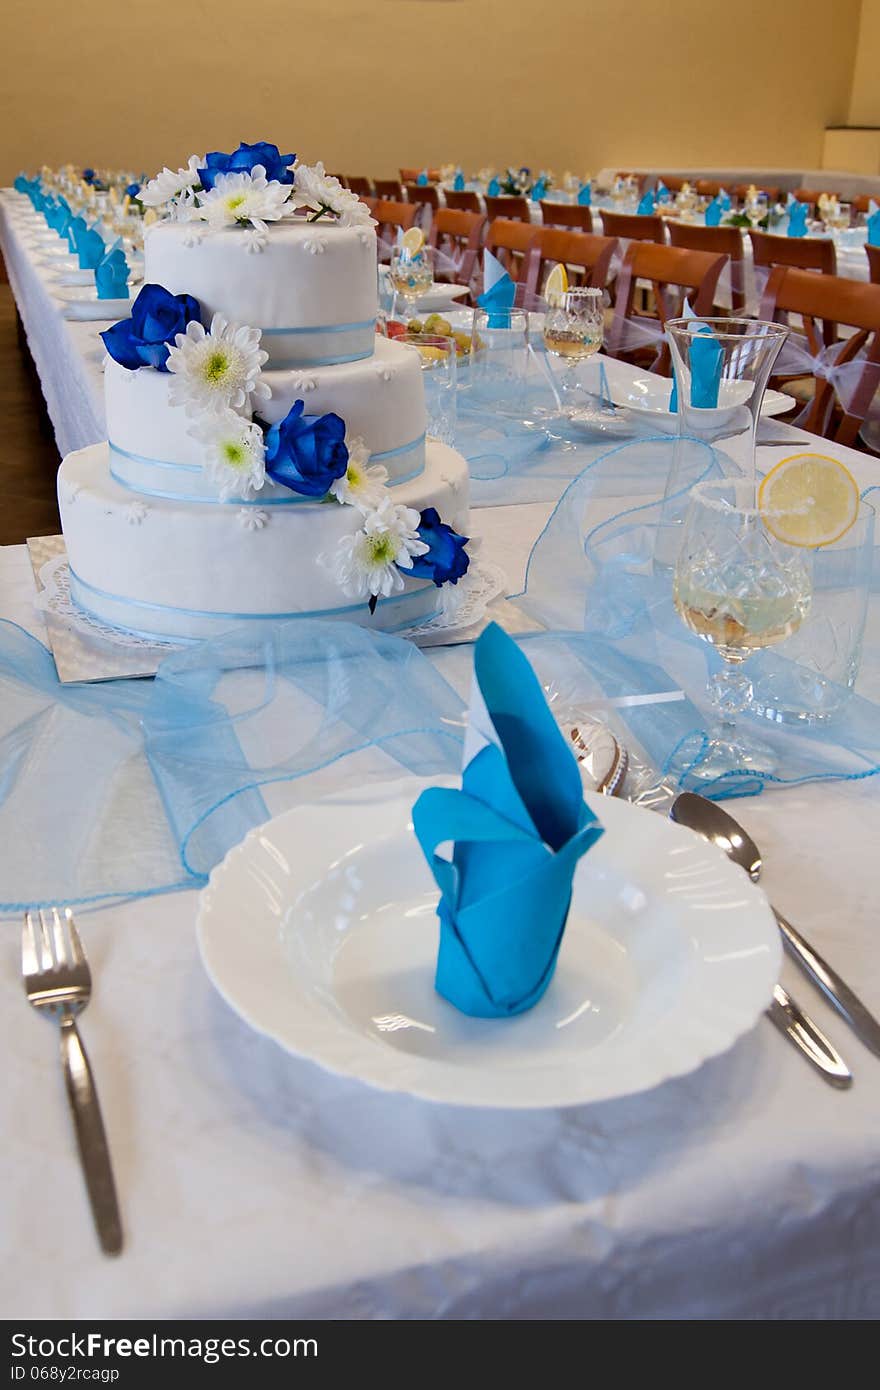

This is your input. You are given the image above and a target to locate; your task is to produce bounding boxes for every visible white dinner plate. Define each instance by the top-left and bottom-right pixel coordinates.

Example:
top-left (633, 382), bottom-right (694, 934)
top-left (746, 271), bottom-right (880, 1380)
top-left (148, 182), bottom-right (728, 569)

top-left (609, 375), bottom-right (795, 433)
top-left (53, 284), bottom-right (132, 321)
top-left (197, 779), bottom-right (780, 1108)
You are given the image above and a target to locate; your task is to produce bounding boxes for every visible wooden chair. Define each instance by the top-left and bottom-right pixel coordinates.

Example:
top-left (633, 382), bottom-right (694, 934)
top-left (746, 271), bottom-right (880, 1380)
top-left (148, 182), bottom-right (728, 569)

top-left (539, 201), bottom-right (594, 232)
top-left (657, 175), bottom-right (687, 193)
top-left (444, 189), bottom-right (481, 213)
top-left (405, 183), bottom-right (440, 228)
top-left (761, 266), bottom-right (880, 445)
top-left (733, 182), bottom-right (780, 205)
top-left (484, 194), bottom-right (531, 223)
top-left (867, 244), bottom-right (880, 284)
top-left (749, 229), bottom-right (836, 276)
top-left (427, 208), bottom-right (486, 288)
top-left (372, 199), bottom-right (417, 253)
top-left (400, 168), bottom-right (441, 184)
top-left (344, 176), bottom-right (372, 196)
top-left (668, 221), bottom-right (747, 313)
top-left (525, 228), bottom-right (617, 296)
top-left (695, 179), bottom-right (725, 199)
top-left (606, 242), bottom-right (727, 373)
top-left (374, 178), bottom-right (405, 202)
top-left (483, 217), bottom-right (540, 283)
top-left (852, 194), bottom-right (877, 217)
top-left (599, 210), bottom-right (666, 244)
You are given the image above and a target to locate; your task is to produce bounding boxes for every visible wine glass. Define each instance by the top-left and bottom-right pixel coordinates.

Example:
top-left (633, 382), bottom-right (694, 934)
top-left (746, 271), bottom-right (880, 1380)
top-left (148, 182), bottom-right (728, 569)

top-left (389, 245), bottom-right (434, 323)
top-left (542, 287), bottom-right (604, 419)
top-left (673, 477), bottom-right (813, 777)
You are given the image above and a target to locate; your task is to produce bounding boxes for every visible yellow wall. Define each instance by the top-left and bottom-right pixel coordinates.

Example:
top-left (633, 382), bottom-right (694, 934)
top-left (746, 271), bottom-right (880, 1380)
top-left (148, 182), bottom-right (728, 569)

top-left (849, 0), bottom-right (880, 124)
top-left (0, 0), bottom-right (864, 184)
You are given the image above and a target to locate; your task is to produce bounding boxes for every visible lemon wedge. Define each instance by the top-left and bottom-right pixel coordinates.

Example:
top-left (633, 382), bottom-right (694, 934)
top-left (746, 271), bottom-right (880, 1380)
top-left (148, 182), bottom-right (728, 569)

top-left (758, 452), bottom-right (860, 548)
top-left (401, 226), bottom-right (425, 256)
top-left (545, 262), bottom-right (568, 306)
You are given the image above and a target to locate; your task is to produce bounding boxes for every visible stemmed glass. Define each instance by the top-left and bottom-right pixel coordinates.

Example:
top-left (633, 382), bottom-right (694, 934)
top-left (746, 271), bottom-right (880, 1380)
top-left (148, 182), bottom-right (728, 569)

top-left (673, 477), bottom-right (813, 777)
top-left (389, 245), bottom-right (434, 323)
top-left (542, 287), bottom-right (604, 419)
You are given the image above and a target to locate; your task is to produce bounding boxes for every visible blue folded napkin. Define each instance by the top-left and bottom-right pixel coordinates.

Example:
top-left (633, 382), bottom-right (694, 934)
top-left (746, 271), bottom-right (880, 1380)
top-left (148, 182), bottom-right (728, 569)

top-left (787, 200), bottom-right (808, 237)
top-left (670, 318), bottom-right (724, 411)
top-left (530, 177), bottom-right (546, 203)
top-left (577, 180), bottom-right (592, 207)
top-left (868, 207), bottom-right (880, 247)
top-left (413, 623), bottom-right (604, 1018)
top-left (718, 188), bottom-right (731, 211)
top-left (487, 177), bottom-right (500, 196)
top-left (637, 190), bottom-right (656, 215)
top-left (453, 170), bottom-right (465, 191)
top-left (477, 248), bottom-right (516, 327)
top-left (95, 245), bottom-right (129, 300)
top-left (705, 197), bottom-right (722, 227)
top-left (13, 175), bottom-right (28, 194)
top-left (74, 223), bottom-right (105, 270)
top-left (66, 214), bottom-right (85, 255)
top-left (54, 198), bottom-right (71, 239)
top-left (417, 170), bottom-right (428, 186)
top-left (656, 181), bottom-right (670, 204)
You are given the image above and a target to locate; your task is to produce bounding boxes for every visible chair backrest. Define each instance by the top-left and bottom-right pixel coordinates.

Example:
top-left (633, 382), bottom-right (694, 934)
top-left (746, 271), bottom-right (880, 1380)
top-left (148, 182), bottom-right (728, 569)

top-left (668, 220), bottom-right (746, 311)
top-left (599, 209), bottom-right (666, 244)
top-left (733, 182), bottom-right (780, 204)
top-left (428, 208), bottom-right (486, 288)
top-left (483, 217), bottom-right (539, 282)
top-left (538, 200), bottom-right (594, 231)
top-left (852, 194), bottom-right (877, 215)
top-left (372, 200), bottom-right (417, 248)
top-left (400, 168), bottom-right (441, 184)
top-left (749, 229), bottom-right (836, 275)
top-left (374, 178), bottom-right (405, 201)
top-left (695, 178), bottom-right (725, 198)
top-left (525, 228), bottom-right (617, 295)
top-left (344, 176), bottom-right (372, 196)
top-left (657, 175), bottom-right (687, 193)
top-left (444, 189), bottom-right (481, 213)
top-left (405, 183), bottom-right (440, 215)
top-left (761, 266), bottom-right (880, 443)
top-left (867, 243), bottom-right (880, 284)
top-left (606, 242), bottom-right (727, 372)
top-left (484, 194), bottom-right (531, 223)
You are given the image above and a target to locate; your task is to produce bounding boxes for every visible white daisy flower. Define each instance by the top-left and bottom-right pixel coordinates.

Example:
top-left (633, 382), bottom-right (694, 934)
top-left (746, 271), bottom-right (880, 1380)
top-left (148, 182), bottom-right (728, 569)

top-left (196, 410), bottom-right (267, 501)
top-left (324, 497), bottom-right (428, 599)
top-left (197, 167), bottom-right (291, 232)
top-left (328, 438), bottom-right (389, 512)
top-left (291, 161), bottom-right (377, 229)
top-left (140, 154), bottom-right (204, 209)
top-left (167, 314), bottom-right (270, 417)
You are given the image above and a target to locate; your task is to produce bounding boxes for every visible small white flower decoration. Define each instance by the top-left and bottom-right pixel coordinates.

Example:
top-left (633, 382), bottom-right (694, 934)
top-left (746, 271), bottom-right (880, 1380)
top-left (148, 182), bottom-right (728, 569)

top-left (357, 230), bottom-right (372, 248)
top-left (292, 376), bottom-right (318, 393)
top-left (328, 437), bottom-right (389, 513)
top-left (302, 236), bottom-right (327, 255)
top-left (196, 410), bottom-right (267, 501)
top-left (375, 363), bottom-right (394, 383)
top-left (291, 160), bottom-right (377, 230)
top-left (167, 314), bottom-right (270, 417)
top-left (237, 507), bottom-right (270, 530)
top-left (243, 227), bottom-right (268, 254)
top-left (324, 497), bottom-right (428, 600)
top-left (197, 166), bottom-right (291, 236)
top-left (139, 154), bottom-right (203, 209)
top-left (61, 481), bottom-right (82, 505)
top-left (124, 501), bottom-right (149, 525)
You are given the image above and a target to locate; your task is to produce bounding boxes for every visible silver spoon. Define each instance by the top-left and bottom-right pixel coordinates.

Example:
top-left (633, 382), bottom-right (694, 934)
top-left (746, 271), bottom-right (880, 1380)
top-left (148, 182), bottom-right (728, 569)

top-left (672, 792), bottom-right (880, 1061)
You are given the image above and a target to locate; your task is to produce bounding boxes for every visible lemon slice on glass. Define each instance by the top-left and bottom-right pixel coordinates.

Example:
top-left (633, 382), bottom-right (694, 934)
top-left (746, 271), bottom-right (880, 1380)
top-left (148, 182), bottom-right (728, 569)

top-left (545, 262), bottom-right (568, 306)
top-left (401, 226), bottom-right (425, 256)
top-left (758, 452), bottom-right (860, 547)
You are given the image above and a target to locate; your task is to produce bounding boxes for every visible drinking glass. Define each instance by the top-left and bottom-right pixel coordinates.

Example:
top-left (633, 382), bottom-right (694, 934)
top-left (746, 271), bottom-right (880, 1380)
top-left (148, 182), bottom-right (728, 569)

top-left (542, 287), bottom-right (604, 419)
top-left (749, 499), bottom-right (875, 724)
top-left (400, 334), bottom-right (457, 445)
top-left (389, 246), bottom-right (434, 322)
top-left (673, 477), bottom-right (813, 776)
top-left (468, 307), bottom-right (530, 413)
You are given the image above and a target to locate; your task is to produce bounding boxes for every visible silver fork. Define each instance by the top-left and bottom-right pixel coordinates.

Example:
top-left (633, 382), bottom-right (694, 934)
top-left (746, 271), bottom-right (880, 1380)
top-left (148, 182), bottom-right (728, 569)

top-left (22, 908), bottom-right (123, 1255)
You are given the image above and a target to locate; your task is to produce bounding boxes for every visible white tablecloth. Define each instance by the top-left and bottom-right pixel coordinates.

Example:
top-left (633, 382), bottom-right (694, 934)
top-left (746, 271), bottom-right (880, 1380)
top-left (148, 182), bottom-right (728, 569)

top-left (3, 191), bottom-right (880, 1321)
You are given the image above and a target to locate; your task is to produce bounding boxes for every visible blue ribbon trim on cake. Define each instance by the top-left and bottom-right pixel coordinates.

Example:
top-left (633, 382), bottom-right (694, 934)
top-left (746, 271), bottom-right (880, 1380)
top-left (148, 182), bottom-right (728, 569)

top-left (259, 318), bottom-right (378, 368)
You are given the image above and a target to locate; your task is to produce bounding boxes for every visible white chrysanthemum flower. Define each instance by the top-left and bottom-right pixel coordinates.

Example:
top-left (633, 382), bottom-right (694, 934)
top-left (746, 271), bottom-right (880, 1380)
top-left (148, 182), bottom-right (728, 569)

top-left (167, 315), bottom-right (270, 416)
top-left (140, 155), bottom-right (203, 209)
top-left (324, 497), bottom-right (428, 600)
top-left (195, 410), bottom-right (267, 501)
top-left (197, 167), bottom-right (291, 232)
top-left (328, 438), bottom-right (389, 512)
top-left (237, 507), bottom-right (270, 530)
top-left (291, 161), bottom-right (377, 229)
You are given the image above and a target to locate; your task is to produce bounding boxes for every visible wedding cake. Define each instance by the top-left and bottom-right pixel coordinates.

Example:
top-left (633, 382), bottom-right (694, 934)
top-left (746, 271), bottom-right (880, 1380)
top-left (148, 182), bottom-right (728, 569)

top-left (57, 142), bottom-right (470, 641)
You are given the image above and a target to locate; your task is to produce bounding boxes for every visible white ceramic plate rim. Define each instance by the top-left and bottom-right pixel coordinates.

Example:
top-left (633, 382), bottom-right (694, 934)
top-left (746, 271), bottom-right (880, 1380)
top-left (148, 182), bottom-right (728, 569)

top-left (610, 376), bottom-right (794, 420)
top-left (196, 779), bottom-right (781, 1109)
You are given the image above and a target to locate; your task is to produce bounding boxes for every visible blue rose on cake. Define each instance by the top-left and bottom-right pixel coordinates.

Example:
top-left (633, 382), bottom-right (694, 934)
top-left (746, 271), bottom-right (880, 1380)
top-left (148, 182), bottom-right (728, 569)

top-left (410, 508), bottom-right (470, 586)
top-left (100, 283), bottom-right (201, 372)
top-left (264, 400), bottom-right (349, 497)
top-left (198, 141), bottom-right (296, 190)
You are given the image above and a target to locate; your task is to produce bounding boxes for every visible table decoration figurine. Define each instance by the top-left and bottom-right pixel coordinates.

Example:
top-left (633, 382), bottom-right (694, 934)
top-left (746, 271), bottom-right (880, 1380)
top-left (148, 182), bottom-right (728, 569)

top-left (413, 622), bottom-right (605, 1018)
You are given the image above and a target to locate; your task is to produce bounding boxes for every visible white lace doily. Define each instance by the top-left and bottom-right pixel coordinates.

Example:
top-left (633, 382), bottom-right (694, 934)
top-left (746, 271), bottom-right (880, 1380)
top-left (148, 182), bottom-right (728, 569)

top-left (35, 553), bottom-right (508, 653)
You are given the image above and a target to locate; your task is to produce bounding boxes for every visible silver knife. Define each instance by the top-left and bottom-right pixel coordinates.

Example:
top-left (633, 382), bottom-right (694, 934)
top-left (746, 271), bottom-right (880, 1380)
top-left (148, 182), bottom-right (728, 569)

top-left (768, 984), bottom-right (853, 1088)
top-left (774, 910), bottom-right (880, 1060)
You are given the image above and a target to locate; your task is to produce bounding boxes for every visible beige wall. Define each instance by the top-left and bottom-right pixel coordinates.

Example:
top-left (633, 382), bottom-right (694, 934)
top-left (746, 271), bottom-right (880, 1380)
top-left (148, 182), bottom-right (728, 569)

top-left (0, 0), bottom-right (864, 185)
top-left (849, 0), bottom-right (880, 124)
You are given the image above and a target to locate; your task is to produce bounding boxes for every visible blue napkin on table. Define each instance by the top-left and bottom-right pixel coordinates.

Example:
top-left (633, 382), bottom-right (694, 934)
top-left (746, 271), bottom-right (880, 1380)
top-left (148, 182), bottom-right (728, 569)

top-left (477, 248), bottom-right (516, 327)
top-left (67, 214), bottom-right (85, 254)
top-left (656, 181), bottom-right (670, 204)
top-left (868, 207), bottom-right (880, 247)
top-left (578, 180), bottom-right (592, 206)
top-left (13, 175), bottom-right (28, 194)
top-left (95, 245), bottom-right (129, 300)
top-left (412, 624), bottom-right (604, 1019)
top-left (669, 304), bottom-right (723, 410)
top-left (718, 188), bottom-right (731, 211)
top-left (487, 177), bottom-right (500, 196)
top-left (453, 170), bottom-right (465, 191)
top-left (53, 198), bottom-right (71, 239)
top-left (637, 190), bottom-right (656, 215)
top-left (417, 170), bottom-right (428, 186)
top-left (530, 177), bottom-right (546, 203)
top-left (705, 197), bottom-right (722, 227)
top-left (787, 200), bottom-right (808, 237)
top-left (74, 223), bottom-right (105, 270)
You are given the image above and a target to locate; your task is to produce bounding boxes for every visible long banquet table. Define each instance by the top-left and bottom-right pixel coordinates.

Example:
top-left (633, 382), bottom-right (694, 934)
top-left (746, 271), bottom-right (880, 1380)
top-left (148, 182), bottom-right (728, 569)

top-left (2, 191), bottom-right (880, 1321)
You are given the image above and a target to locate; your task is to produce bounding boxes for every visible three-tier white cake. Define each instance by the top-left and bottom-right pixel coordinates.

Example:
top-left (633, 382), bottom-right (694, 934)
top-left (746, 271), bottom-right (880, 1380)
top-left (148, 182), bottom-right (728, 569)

top-left (57, 147), bottom-right (470, 641)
